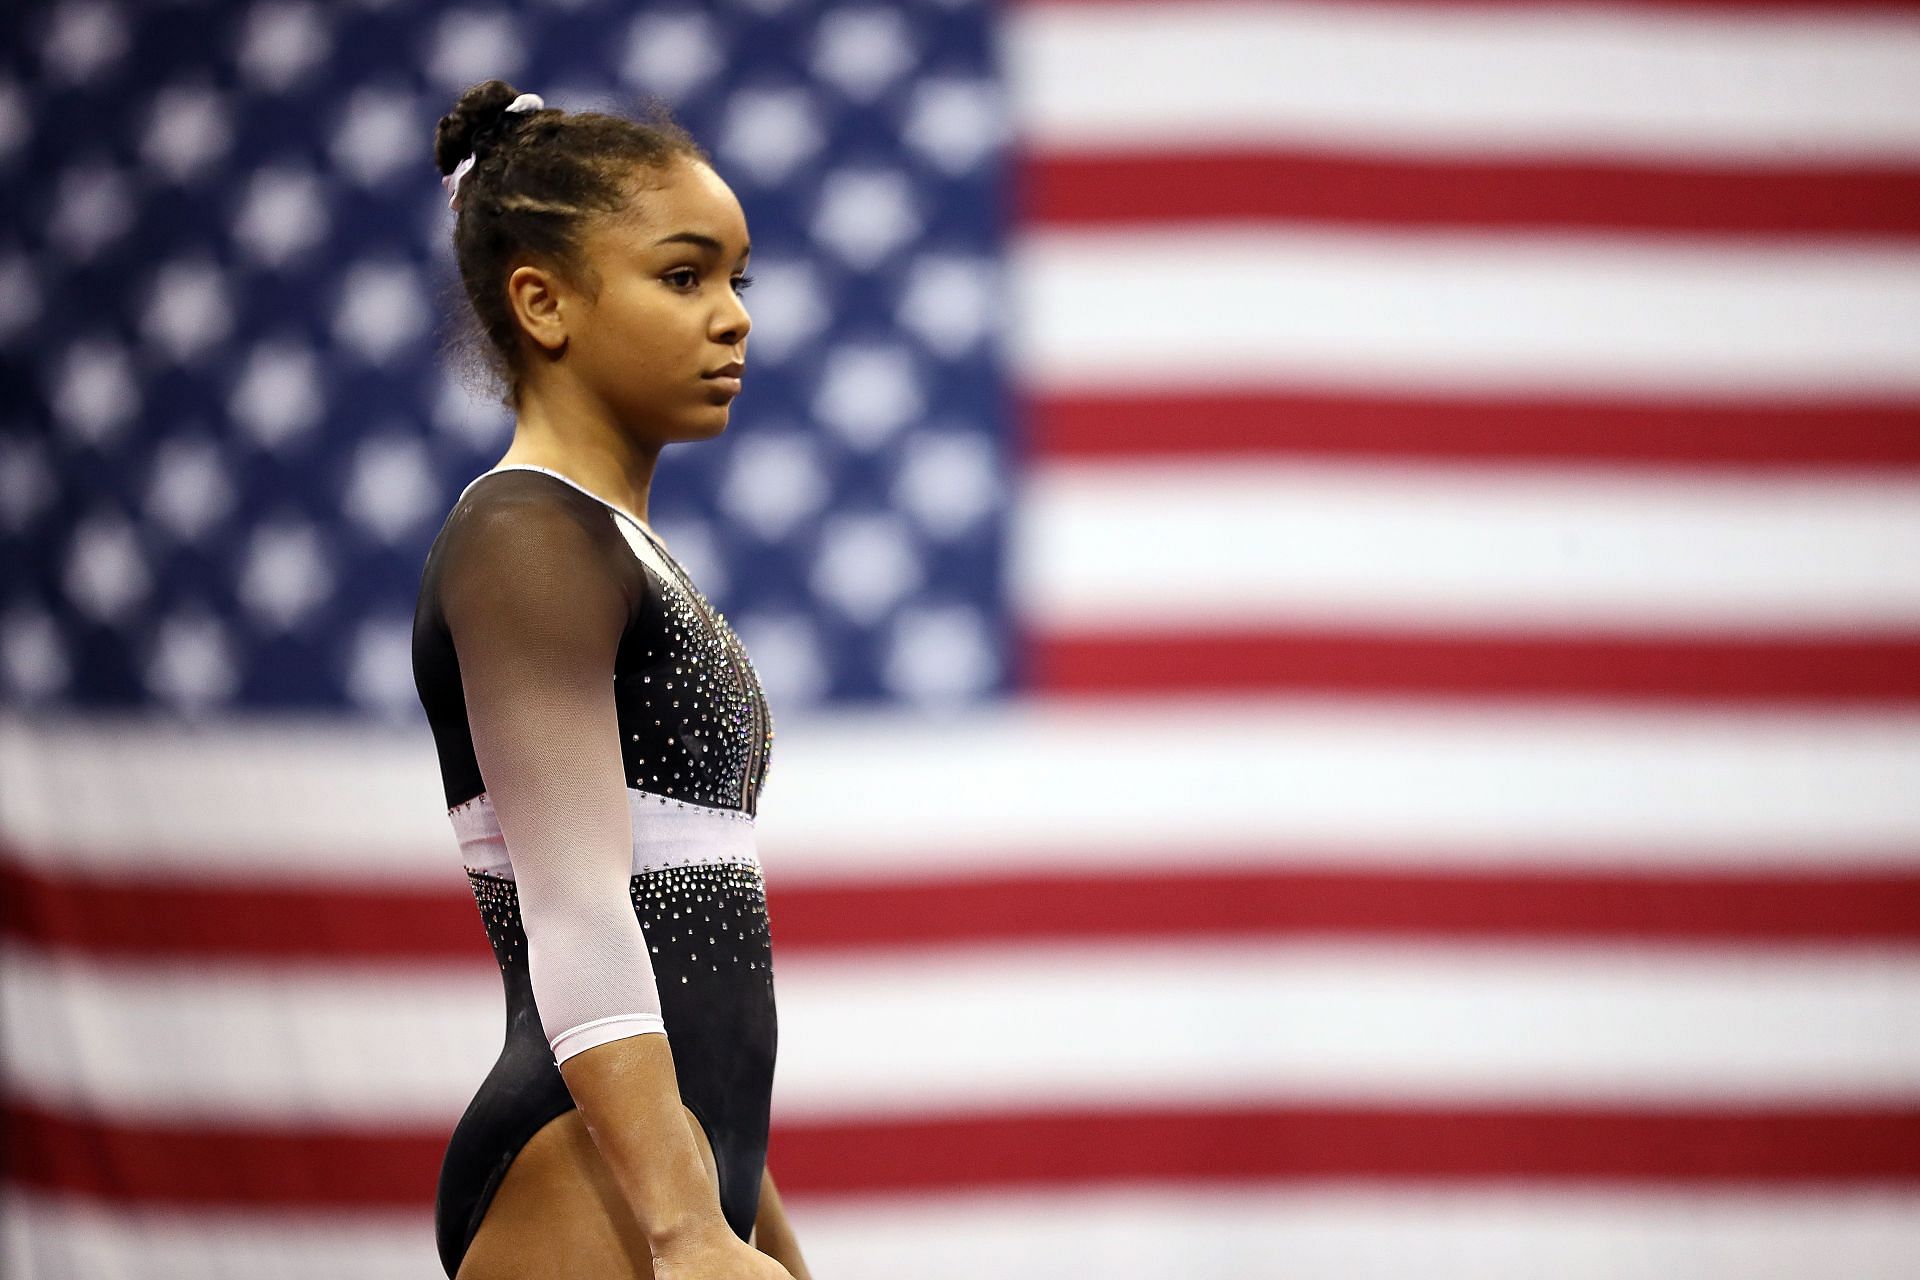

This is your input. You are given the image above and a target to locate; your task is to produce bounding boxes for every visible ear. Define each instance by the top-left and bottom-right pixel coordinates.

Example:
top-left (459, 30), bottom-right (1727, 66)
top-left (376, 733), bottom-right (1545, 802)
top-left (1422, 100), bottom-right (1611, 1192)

top-left (505, 262), bottom-right (570, 355)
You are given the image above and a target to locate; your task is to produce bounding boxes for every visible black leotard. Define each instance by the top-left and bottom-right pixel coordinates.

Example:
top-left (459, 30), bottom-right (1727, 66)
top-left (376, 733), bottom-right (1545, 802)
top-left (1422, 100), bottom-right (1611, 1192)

top-left (411, 463), bottom-right (778, 1277)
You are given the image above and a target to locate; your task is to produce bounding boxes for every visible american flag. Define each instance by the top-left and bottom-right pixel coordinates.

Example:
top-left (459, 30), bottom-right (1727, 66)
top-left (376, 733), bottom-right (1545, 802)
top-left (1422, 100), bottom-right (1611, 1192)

top-left (4, 0), bottom-right (1919, 1276)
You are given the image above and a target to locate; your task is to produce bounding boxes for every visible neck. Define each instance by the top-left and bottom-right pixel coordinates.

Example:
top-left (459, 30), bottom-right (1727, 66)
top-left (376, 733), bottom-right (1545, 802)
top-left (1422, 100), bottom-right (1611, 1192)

top-left (498, 379), bottom-right (661, 525)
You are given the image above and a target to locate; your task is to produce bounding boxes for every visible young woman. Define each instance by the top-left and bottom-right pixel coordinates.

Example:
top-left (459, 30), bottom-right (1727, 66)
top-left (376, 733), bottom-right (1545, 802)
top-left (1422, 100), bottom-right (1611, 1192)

top-left (411, 80), bottom-right (810, 1280)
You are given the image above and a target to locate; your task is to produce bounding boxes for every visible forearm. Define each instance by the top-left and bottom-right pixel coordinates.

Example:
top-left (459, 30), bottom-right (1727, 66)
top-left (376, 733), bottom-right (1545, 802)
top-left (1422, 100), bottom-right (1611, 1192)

top-left (559, 1031), bottom-right (733, 1251)
top-left (754, 1167), bottom-right (813, 1279)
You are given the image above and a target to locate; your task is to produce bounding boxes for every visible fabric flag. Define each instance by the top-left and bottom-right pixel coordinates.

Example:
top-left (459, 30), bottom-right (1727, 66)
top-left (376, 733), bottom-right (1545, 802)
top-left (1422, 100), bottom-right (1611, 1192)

top-left (4, 1), bottom-right (1919, 1277)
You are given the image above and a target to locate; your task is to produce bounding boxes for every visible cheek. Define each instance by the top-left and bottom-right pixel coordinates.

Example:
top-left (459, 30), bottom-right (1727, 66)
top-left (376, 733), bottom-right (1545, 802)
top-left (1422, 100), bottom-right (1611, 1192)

top-left (606, 291), bottom-right (701, 353)
top-left (586, 300), bottom-right (665, 362)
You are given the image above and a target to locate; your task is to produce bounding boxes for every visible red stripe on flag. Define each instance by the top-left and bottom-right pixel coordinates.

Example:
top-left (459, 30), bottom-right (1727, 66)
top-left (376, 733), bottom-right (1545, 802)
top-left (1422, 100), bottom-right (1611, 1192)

top-left (1029, 628), bottom-right (1920, 703)
top-left (0, 861), bottom-right (481, 962)
top-left (7, 857), bottom-right (1920, 960)
top-left (1021, 148), bottom-right (1920, 236)
top-left (8, 1101), bottom-right (1918, 1207)
top-left (1030, 390), bottom-right (1920, 468)
top-left (2, 1102), bottom-right (441, 1209)
top-left (776, 1105), bottom-right (1920, 1193)
top-left (768, 867), bottom-right (1920, 948)
top-left (1020, 0), bottom-right (1920, 13)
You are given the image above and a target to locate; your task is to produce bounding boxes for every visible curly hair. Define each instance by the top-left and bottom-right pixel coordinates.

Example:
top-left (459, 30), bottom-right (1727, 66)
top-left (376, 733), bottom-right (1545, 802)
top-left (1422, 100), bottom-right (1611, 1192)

top-left (432, 79), bottom-right (710, 409)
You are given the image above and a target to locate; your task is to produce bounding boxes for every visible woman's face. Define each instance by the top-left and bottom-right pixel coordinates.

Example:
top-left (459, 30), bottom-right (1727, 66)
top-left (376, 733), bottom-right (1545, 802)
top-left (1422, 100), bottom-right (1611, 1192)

top-left (564, 156), bottom-right (752, 443)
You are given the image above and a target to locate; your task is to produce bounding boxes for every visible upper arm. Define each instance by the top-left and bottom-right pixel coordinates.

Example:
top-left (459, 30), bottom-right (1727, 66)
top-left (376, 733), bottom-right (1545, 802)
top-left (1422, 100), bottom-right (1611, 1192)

top-left (438, 489), bottom-right (662, 1059)
top-left (441, 494), bottom-right (631, 841)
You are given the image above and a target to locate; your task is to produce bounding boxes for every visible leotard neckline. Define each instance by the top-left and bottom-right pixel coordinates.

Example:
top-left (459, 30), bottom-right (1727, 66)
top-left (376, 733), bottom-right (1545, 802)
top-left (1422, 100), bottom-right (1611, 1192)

top-left (461, 463), bottom-right (657, 536)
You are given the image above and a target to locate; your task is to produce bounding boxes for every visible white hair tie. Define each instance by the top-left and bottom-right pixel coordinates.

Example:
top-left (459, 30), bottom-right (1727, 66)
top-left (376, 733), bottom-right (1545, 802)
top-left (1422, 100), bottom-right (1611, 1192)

top-left (443, 92), bottom-right (545, 212)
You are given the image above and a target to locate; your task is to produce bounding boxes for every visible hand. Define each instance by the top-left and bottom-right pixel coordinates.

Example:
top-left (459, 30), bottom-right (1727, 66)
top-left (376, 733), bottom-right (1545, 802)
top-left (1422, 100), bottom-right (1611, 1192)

top-left (652, 1224), bottom-right (796, 1280)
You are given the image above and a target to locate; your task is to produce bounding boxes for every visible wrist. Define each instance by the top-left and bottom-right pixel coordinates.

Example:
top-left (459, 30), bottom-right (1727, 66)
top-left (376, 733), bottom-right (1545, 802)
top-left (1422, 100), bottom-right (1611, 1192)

top-left (646, 1210), bottom-right (734, 1257)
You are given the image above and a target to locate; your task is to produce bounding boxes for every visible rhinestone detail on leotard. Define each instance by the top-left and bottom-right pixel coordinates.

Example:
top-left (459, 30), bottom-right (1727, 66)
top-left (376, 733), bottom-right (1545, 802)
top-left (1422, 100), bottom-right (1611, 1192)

top-left (612, 527), bottom-right (774, 818)
top-left (466, 858), bottom-right (774, 993)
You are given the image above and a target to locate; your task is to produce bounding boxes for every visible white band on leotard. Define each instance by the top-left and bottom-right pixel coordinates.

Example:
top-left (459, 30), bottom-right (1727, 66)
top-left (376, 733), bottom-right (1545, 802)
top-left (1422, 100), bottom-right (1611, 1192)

top-left (450, 785), bottom-right (759, 881)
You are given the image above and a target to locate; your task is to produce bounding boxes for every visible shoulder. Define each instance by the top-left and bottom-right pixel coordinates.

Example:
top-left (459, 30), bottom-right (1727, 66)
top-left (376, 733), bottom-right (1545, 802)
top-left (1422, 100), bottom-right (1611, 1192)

top-left (434, 468), bottom-right (642, 585)
top-left (434, 469), bottom-right (637, 625)
top-left (446, 468), bottom-right (619, 550)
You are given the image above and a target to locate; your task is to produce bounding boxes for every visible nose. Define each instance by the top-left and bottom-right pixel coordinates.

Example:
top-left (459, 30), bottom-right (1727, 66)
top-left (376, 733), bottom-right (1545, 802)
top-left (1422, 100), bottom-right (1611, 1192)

top-left (712, 286), bottom-right (750, 345)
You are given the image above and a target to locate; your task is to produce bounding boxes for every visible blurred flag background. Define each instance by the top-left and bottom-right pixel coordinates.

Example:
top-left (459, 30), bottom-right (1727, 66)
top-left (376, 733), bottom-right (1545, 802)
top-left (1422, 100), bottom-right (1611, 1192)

top-left (4, 0), bottom-right (1920, 1276)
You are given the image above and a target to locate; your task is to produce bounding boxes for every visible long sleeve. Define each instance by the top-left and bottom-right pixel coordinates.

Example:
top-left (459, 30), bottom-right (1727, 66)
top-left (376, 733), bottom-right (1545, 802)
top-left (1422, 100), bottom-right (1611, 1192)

top-left (438, 486), bottom-right (665, 1065)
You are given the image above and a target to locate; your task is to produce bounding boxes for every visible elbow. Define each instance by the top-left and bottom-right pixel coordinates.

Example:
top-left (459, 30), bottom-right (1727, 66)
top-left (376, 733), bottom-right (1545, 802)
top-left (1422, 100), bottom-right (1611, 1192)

top-left (518, 901), bottom-right (669, 1063)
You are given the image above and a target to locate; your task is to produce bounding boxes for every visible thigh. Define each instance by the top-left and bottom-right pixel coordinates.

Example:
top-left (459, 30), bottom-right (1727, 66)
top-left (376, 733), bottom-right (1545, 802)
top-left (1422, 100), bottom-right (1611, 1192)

top-left (455, 1104), bottom-right (721, 1280)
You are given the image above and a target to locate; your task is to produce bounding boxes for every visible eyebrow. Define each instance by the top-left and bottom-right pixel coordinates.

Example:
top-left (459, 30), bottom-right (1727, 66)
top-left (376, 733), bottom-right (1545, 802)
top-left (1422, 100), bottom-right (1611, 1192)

top-left (653, 231), bottom-right (751, 259)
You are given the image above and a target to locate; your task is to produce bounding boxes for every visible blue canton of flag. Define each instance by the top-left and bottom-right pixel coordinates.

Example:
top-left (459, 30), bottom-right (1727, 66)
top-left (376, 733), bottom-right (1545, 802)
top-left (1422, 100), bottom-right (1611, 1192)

top-left (1, 0), bottom-right (1012, 715)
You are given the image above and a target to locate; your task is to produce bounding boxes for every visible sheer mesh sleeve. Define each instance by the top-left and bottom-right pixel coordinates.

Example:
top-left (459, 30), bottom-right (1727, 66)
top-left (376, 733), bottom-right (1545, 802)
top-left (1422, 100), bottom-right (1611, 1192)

top-left (438, 480), bottom-right (665, 1065)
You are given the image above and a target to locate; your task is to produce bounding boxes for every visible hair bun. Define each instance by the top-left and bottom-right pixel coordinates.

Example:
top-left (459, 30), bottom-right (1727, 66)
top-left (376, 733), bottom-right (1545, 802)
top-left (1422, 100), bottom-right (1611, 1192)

top-left (434, 79), bottom-right (536, 177)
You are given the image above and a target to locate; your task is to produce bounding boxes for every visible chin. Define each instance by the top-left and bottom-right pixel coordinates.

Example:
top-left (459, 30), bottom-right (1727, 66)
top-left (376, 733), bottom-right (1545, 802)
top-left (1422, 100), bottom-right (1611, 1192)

top-left (682, 409), bottom-right (730, 440)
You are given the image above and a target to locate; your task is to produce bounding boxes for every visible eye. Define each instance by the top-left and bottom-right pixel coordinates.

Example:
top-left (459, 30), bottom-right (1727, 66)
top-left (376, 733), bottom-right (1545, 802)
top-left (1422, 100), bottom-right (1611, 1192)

top-left (665, 267), bottom-right (699, 289)
top-left (732, 273), bottom-right (755, 294)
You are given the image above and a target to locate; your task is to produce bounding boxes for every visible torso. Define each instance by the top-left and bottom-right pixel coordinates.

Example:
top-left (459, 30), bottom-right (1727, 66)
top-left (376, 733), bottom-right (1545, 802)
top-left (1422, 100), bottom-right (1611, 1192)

top-left (414, 463), bottom-right (781, 1252)
top-left (413, 462), bottom-right (775, 845)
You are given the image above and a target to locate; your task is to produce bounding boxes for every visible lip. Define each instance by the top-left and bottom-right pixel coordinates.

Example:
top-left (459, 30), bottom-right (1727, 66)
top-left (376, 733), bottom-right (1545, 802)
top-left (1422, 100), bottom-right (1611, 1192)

top-left (704, 361), bottom-right (745, 379)
top-left (704, 375), bottom-right (742, 397)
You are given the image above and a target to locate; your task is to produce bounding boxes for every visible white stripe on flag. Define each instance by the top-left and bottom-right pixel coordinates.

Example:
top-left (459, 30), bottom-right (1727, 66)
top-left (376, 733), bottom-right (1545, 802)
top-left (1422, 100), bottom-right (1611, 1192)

top-left (793, 1184), bottom-right (1920, 1280)
top-left (1016, 461), bottom-right (1920, 630)
top-left (0, 716), bottom-right (446, 879)
top-left (7, 939), bottom-right (1919, 1120)
top-left (1014, 229), bottom-right (1920, 395)
top-left (9, 1184), bottom-right (1920, 1280)
top-left (1012, 1), bottom-right (1920, 159)
top-left (5, 711), bottom-right (1919, 877)
top-left (1, 1192), bottom-right (434, 1280)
